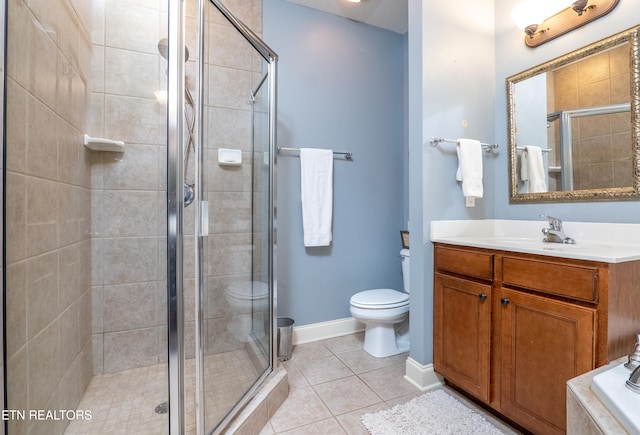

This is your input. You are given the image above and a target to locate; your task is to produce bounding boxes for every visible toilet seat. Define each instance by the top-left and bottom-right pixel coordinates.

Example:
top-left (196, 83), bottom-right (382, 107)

top-left (227, 281), bottom-right (269, 301)
top-left (350, 289), bottom-right (409, 309)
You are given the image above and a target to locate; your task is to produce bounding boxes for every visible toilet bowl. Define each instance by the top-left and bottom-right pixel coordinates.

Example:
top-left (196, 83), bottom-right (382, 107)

top-left (225, 280), bottom-right (269, 342)
top-left (349, 249), bottom-right (410, 358)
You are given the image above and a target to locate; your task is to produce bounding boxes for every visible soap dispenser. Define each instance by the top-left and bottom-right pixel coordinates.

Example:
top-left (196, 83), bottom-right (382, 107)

top-left (624, 333), bottom-right (640, 371)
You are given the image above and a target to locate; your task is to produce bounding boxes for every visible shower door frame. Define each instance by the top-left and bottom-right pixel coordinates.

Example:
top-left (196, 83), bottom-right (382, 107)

top-left (0, 0), bottom-right (6, 431)
top-left (167, 0), bottom-right (187, 433)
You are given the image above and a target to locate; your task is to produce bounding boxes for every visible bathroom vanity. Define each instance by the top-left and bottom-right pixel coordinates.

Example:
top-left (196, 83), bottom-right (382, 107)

top-left (431, 220), bottom-right (640, 435)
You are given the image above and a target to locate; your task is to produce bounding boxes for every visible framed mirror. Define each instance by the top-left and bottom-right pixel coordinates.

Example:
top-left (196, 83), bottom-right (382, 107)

top-left (507, 26), bottom-right (640, 203)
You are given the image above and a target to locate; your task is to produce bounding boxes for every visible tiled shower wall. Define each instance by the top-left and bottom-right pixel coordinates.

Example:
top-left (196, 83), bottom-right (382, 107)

top-left (89, 0), bottom-right (178, 374)
top-left (548, 44), bottom-right (632, 190)
top-left (4, 0), bottom-right (94, 433)
top-left (90, 0), bottom-right (265, 373)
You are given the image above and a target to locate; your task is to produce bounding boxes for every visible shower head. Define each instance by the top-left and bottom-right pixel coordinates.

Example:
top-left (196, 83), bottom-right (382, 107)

top-left (157, 38), bottom-right (190, 62)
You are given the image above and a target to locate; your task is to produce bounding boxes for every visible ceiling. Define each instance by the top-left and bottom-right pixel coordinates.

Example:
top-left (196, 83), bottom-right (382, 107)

top-left (282, 0), bottom-right (408, 34)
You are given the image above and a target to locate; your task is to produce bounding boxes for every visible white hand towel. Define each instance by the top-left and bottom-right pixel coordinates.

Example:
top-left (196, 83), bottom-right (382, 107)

top-left (520, 150), bottom-right (529, 181)
top-left (523, 145), bottom-right (547, 193)
top-left (300, 148), bottom-right (333, 247)
top-left (456, 139), bottom-right (483, 198)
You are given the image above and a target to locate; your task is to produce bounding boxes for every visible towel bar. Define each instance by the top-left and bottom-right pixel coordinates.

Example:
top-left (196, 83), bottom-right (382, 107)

top-left (277, 147), bottom-right (353, 159)
top-left (517, 146), bottom-right (552, 153)
top-left (430, 137), bottom-right (498, 153)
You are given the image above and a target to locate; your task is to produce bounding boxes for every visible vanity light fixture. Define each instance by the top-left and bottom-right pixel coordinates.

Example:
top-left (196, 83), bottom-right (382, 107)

top-left (511, 0), bottom-right (565, 39)
top-left (512, 0), bottom-right (619, 47)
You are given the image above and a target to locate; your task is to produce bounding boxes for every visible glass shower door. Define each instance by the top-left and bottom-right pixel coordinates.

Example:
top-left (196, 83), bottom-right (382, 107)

top-left (197, 1), bottom-right (277, 433)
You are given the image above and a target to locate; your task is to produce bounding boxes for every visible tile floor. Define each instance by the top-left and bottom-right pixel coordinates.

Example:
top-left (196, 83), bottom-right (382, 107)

top-left (63, 332), bottom-right (518, 434)
top-left (260, 333), bottom-right (519, 435)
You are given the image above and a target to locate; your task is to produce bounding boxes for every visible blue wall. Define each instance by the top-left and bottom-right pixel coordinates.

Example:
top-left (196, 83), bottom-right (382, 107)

top-left (408, 0), bottom-right (496, 365)
top-left (264, 0), bottom-right (407, 326)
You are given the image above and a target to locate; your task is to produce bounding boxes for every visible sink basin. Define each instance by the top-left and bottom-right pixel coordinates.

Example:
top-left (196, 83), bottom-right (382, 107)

top-left (591, 363), bottom-right (640, 434)
top-left (472, 236), bottom-right (583, 250)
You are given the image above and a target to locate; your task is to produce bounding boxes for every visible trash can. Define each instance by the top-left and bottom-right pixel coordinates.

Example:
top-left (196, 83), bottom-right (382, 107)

top-left (277, 317), bottom-right (294, 361)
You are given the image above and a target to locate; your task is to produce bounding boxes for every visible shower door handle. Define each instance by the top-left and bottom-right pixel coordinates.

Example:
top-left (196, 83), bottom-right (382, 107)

top-left (199, 200), bottom-right (209, 237)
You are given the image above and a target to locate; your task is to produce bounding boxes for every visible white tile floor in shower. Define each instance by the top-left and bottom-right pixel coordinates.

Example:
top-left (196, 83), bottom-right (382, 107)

top-left (64, 350), bottom-right (259, 434)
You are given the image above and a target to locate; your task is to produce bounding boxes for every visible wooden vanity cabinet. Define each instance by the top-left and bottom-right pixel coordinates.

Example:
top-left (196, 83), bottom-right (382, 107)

top-left (434, 243), bottom-right (640, 435)
top-left (434, 273), bottom-right (492, 402)
top-left (499, 288), bottom-right (596, 434)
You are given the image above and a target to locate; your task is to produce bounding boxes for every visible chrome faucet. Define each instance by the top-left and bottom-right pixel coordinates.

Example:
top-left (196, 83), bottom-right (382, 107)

top-left (540, 214), bottom-right (576, 244)
top-left (626, 334), bottom-right (640, 394)
top-left (626, 334), bottom-right (640, 371)
top-left (627, 365), bottom-right (640, 394)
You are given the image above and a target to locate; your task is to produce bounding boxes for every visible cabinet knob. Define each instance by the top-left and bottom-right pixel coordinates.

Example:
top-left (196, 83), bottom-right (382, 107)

top-left (501, 297), bottom-right (510, 305)
top-left (478, 293), bottom-right (488, 301)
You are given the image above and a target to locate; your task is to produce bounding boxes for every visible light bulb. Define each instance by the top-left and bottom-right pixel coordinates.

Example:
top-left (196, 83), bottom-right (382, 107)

top-left (511, 0), bottom-right (569, 30)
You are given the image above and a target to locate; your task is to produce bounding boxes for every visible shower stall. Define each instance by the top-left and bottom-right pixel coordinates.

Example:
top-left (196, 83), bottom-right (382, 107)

top-left (547, 103), bottom-right (632, 191)
top-left (2, 0), bottom-right (278, 434)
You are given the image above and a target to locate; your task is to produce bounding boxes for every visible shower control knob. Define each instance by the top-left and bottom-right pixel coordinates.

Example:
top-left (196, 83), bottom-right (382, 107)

top-left (184, 182), bottom-right (195, 206)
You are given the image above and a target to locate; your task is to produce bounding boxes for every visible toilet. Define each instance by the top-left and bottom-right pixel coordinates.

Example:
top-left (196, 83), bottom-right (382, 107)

top-left (225, 280), bottom-right (269, 342)
top-left (350, 249), bottom-right (410, 358)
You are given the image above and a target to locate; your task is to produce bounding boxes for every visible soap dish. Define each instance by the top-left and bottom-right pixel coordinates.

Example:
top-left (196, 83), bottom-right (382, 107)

top-left (83, 134), bottom-right (125, 152)
top-left (218, 149), bottom-right (242, 166)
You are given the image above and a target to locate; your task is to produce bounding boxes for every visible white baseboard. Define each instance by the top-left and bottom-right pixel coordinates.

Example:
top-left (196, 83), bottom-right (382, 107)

top-left (293, 317), bottom-right (365, 345)
top-left (404, 357), bottom-right (444, 391)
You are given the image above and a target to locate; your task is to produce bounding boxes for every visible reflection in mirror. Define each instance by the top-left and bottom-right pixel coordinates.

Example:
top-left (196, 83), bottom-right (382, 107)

top-left (507, 26), bottom-right (640, 203)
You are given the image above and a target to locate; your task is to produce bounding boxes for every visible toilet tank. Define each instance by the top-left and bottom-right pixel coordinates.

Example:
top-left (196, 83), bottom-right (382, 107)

top-left (400, 249), bottom-right (410, 293)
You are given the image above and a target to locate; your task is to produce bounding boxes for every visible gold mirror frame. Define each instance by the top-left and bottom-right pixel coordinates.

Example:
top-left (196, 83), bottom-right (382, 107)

top-left (507, 26), bottom-right (640, 203)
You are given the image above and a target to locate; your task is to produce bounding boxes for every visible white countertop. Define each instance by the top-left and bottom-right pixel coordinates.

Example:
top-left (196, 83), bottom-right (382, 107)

top-left (430, 220), bottom-right (640, 263)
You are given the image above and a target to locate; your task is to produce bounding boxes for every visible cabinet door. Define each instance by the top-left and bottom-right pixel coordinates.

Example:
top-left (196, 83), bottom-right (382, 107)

top-left (500, 288), bottom-right (596, 435)
top-left (434, 273), bottom-right (491, 402)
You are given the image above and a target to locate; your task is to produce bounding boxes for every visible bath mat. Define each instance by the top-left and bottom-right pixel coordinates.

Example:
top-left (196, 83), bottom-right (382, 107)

top-left (361, 389), bottom-right (506, 435)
